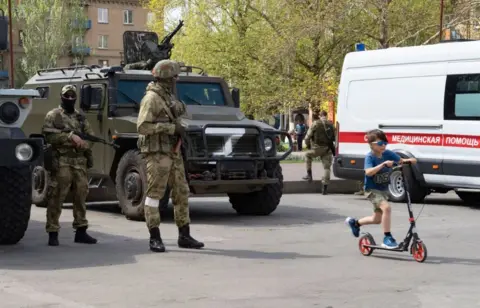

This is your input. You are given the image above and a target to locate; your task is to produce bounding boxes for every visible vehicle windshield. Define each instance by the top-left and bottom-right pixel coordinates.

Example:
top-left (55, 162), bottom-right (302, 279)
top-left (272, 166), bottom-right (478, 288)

top-left (116, 79), bottom-right (227, 106)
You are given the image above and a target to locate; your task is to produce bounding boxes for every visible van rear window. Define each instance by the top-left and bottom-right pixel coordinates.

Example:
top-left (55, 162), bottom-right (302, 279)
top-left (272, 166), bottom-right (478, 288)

top-left (446, 74), bottom-right (480, 119)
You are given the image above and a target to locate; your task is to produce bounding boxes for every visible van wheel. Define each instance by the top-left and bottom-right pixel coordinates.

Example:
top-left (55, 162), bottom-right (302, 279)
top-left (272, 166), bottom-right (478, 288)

top-left (388, 165), bottom-right (427, 203)
top-left (456, 191), bottom-right (480, 205)
top-left (116, 150), bottom-right (147, 221)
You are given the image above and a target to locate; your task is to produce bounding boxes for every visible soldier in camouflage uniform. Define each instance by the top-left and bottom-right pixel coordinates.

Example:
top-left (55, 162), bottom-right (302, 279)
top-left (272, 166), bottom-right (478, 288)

top-left (42, 85), bottom-right (97, 246)
top-left (303, 110), bottom-right (336, 195)
top-left (137, 59), bottom-right (204, 253)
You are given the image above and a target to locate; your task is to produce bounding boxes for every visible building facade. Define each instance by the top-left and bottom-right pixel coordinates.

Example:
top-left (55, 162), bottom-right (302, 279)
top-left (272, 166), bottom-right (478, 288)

top-left (0, 0), bottom-right (156, 87)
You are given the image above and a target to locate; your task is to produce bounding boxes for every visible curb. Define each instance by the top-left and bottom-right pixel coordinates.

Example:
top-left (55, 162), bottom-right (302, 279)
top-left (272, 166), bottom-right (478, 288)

top-left (283, 179), bottom-right (358, 194)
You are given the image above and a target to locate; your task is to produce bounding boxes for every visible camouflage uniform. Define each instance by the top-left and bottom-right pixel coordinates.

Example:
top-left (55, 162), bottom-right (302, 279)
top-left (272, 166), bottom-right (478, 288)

top-left (303, 115), bottom-right (336, 194)
top-left (42, 85), bottom-right (97, 246)
top-left (137, 59), bottom-right (204, 253)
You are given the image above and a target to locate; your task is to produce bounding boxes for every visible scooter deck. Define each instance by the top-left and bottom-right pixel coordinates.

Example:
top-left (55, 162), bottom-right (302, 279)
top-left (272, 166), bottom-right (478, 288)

top-left (363, 244), bottom-right (407, 252)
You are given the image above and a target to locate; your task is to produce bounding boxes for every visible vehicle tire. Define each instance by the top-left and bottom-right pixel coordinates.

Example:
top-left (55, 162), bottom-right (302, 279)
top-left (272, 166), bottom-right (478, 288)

top-left (0, 166), bottom-right (33, 245)
top-left (228, 163), bottom-right (283, 215)
top-left (456, 191), bottom-right (480, 205)
top-left (388, 164), bottom-right (427, 203)
top-left (32, 165), bottom-right (50, 208)
top-left (116, 150), bottom-right (147, 221)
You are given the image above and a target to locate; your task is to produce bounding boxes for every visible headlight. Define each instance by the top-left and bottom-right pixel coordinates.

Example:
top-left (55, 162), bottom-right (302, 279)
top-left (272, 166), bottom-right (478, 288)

top-left (15, 143), bottom-right (33, 162)
top-left (264, 137), bottom-right (273, 152)
top-left (0, 102), bottom-right (20, 124)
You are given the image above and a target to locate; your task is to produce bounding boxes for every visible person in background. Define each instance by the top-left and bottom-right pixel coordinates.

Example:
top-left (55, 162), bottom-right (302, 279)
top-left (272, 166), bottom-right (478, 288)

top-left (295, 119), bottom-right (307, 151)
top-left (303, 110), bottom-right (335, 195)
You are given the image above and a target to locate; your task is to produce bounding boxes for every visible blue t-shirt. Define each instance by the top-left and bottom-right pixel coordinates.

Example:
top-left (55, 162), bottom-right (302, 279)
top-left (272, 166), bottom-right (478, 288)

top-left (364, 149), bottom-right (401, 191)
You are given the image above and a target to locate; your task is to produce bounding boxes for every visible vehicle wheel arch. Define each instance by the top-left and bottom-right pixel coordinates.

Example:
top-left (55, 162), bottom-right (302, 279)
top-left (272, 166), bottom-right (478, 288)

top-left (390, 148), bottom-right (425, 184)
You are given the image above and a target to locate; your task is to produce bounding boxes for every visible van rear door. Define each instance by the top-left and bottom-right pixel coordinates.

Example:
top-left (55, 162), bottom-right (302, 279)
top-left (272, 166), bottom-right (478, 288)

top-left (442, 63), bottom-right (480, 188)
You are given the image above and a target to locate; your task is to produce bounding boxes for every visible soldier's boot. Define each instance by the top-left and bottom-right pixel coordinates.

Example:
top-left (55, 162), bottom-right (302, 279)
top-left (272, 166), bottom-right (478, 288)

top-left (74, 226), bottom-right (98, 244)
top-left (178, 224), bottom-right (204, 249)
top-left (322, 184), bottom-right (328, 195)
top-left (149, 227), bottom-right (165, 253)
top-left (48, 232), bottom-right (59, 246)
top-left (302, 170), bottom-right (313, 182)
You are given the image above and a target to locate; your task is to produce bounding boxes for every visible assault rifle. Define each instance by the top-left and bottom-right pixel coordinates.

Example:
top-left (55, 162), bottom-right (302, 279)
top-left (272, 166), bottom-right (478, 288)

top-left (43, 127), bottom-right (119, 149)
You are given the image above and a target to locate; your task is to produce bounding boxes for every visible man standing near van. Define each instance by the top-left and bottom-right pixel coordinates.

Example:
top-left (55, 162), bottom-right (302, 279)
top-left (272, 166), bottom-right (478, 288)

top-left (303, 110), bottom-right (336, 195)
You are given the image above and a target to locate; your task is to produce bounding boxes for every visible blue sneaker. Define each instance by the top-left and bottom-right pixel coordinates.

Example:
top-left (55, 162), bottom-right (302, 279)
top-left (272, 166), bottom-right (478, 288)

top-left (345, 217), bottom-right (360, 237)
top-left (382, 236), bottom-right (399, 249)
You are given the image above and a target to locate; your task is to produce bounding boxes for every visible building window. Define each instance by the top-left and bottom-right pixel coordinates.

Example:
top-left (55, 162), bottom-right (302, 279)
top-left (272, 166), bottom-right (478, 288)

top-left (147, 12), bottom-right (155, 25)
top-left (19, 30), bottom-right (24, 46)
top-left (445, 74), bottom-right (480, 120)
top-left (99, 60), bottom-right (109, 67)
top-left (98, 8), bottom-right (108, 24)
top-left (98, 35), bottom-right (108, 49)
top-left (123, 10), bottom-right (133, 24)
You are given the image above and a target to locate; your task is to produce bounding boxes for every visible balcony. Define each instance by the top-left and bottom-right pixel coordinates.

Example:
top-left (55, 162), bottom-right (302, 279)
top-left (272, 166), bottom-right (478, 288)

top-left (72, 19), bottom-right (92, 30)
top-left (70, 45), bottom-right (91, 56)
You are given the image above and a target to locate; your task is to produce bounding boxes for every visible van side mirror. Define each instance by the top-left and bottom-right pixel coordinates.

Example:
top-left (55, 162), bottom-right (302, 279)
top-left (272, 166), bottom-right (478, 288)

top-left (231, 88), bottom-right (240, 108)
top-left (80, 85), bottom-right (92, 111)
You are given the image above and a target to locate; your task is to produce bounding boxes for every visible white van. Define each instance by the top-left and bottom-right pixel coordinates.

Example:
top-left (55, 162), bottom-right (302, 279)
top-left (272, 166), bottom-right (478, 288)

top-left (333, 40), bottom-right (480, 204)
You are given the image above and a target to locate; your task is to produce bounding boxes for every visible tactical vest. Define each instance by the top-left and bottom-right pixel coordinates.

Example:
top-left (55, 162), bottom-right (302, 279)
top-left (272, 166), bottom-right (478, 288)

top-left (137, 88), bottom-right (184, 154)
top-left (50, 108), bottom-right (89, 168)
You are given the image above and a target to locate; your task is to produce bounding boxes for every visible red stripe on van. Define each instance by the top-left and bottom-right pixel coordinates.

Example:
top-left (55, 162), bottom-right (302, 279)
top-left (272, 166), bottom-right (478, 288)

top-left (338, 132), bottom-right (480, 148)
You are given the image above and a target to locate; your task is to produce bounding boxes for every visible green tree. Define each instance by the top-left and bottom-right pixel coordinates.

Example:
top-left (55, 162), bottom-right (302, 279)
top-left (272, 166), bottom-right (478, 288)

top-left (15, 0), bottom-right (87, 81)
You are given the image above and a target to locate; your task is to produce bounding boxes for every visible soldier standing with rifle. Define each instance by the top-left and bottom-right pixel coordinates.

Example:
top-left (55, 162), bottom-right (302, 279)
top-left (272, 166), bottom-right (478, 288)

top-left (42, 85), bottom-right (97, 246)
top-left (137, 59), bottom-right (204, 253)
top-left (302, 110), bottom-right (336, 195)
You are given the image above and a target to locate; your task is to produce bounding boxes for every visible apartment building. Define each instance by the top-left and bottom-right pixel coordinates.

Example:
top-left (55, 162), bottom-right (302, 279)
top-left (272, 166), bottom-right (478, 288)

top-left (0, 0), bottom-right (156, 87)
top-left (73, 0), bottom-right (154, 67)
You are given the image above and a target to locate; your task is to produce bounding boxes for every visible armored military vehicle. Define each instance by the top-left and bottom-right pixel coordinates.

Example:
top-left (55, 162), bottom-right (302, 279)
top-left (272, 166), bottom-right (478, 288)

top-left (0, 88), bottom-right (44, 245)
top-left (22, 22), bottom-right (292, 221)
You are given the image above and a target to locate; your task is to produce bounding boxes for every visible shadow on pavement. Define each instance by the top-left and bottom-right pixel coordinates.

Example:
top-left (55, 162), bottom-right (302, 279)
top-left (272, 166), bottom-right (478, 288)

top-left (371, 254), bottom-right (480, 266)
top-left (174, 247), bottom-right (330, 260)
top-left (0, 218), bottom-right (330, 271)
top-left (0, 220), bottom-right (146, 271)
top-left (86, 199), bottom-right (346, 227)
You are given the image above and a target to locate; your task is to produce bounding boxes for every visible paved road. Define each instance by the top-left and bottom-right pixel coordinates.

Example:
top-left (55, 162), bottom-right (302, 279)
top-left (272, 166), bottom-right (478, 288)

top-left (1, 192), bottom-right (479, 307)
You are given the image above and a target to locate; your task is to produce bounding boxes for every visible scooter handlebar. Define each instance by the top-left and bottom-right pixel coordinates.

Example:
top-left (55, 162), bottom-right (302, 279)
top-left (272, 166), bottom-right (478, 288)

top-left (392, 161), bottom-right (411, 172)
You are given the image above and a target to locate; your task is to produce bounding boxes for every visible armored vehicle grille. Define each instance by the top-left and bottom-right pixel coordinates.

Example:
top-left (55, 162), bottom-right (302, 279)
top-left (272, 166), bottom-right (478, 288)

top-left (231, 135), bottom-right (258, 155)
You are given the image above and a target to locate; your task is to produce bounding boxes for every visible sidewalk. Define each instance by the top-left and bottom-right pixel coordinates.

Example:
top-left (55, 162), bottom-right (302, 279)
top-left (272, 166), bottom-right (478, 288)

top-left (280, 160), bottom-right (357, 195)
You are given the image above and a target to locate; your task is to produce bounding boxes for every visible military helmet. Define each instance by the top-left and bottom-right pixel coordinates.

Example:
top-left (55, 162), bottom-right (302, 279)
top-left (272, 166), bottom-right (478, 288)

top-left (61, 84), bottom-right (77, 101)
top-left (152, 60), bottom-right (180, 79)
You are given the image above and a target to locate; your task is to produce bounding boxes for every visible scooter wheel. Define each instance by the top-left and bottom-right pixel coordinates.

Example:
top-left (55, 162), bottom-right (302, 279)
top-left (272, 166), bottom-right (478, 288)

top-left (358, 233), bottom-right (375, 256)
top-left (411, 241), bottom-right (428, 263)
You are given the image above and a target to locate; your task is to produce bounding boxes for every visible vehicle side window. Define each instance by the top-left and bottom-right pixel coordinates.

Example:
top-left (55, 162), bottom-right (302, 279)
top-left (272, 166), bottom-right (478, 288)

top-left (445, 74), bottom-right (480, 120)
top-left (35, 87), bottom-right (49, 99)
top-left (116, 80), bottom-right (149, 105)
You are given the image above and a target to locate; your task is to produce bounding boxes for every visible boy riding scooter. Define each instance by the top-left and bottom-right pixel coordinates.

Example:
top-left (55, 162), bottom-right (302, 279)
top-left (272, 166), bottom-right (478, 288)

top-left (345, 129), bottom-right (417, 249)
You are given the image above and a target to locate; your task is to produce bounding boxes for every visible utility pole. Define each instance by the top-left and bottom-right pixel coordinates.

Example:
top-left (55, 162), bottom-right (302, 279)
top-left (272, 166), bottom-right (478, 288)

top-left (7, 0), bottom-right (13, 88)
top-left (439, 0), bottom-right (445, 42)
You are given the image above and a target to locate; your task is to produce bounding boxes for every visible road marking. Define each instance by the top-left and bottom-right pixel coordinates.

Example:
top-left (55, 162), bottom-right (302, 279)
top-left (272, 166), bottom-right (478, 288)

top-left (0, 278), bottom-right (96, 308)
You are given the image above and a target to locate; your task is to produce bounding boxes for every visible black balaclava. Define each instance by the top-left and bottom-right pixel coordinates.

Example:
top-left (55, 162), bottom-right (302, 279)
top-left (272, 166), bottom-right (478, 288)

top-left (61, 90), bottom-right (77, 114)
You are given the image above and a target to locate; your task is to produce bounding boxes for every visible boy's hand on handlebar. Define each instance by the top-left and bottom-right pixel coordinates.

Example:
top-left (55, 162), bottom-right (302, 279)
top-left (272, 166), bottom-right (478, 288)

top-left (383, 160), bottom-right (394, 167)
